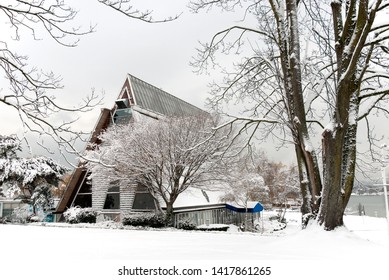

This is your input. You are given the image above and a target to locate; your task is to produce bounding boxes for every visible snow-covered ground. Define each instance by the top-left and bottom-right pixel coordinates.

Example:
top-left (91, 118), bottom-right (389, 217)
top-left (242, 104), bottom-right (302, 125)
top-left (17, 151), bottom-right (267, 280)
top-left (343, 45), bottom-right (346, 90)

top-left (1, 211), bottom-right (388, 280)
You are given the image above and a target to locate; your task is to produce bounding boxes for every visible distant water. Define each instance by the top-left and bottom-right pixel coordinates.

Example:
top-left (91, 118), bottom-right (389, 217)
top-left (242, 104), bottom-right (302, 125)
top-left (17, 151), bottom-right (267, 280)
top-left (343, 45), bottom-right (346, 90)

top-left (346, 195), bottom-right (389, 218)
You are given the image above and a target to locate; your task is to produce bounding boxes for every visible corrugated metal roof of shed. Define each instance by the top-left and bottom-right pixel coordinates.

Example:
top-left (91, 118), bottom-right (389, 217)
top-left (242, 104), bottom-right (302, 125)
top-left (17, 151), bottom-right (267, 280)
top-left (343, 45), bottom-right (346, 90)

top-left (128, 74), bottom-right (206, 116)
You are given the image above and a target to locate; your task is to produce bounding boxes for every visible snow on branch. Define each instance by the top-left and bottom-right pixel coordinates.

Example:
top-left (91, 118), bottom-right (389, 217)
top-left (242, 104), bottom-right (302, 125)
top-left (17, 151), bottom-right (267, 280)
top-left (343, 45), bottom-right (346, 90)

top-left (188, 0), bottom-right (243, 13)
top-left (0, 1), bottom-right (104, 162)
top-left (0, 0), bottom-right (95, 47)
top-left (98, 0), bottom-right (180, 23)
top-left (192, 25), bottom-right (275, 74)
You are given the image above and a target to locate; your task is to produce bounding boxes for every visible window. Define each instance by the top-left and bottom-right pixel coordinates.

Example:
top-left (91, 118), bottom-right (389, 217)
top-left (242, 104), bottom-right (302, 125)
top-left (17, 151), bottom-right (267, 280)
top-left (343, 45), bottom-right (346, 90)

top-left (132, 184), bottom-right (156, 210)
top-left (104, 183), bottom-right (120, 210)
top-left (73, 173), bottom-right (92, 208)
top-left (113, 96), bottom-right (132, 125)
top-left (113, 108), bottom-right (132, 124)
top-left (1, 201), bottom-right (23, 217)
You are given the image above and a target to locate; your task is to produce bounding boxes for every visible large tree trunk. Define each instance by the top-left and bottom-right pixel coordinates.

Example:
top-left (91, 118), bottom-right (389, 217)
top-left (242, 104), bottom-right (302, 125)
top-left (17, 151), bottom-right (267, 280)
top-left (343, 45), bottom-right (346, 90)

top-left (320, 126), bottom-right (346, 229)
top-left (319, 77), bottom-right (359, 229)
top-left (320, 122), bottom-right (357, 230)
top-left (316, 0), bottom-right (372, 229)
top-left (278, 0), bottom-right (322, 225)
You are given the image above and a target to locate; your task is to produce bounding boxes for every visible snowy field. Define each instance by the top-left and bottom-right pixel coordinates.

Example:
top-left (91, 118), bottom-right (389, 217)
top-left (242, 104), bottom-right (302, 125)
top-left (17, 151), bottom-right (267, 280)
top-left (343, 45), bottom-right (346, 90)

top-left (1, 211), bottom-right (388, 280)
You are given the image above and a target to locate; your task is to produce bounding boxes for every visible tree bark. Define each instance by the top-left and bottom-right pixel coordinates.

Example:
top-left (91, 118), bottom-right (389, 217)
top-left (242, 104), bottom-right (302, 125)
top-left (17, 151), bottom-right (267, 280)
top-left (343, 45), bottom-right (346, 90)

top-left (319, 76), bottom-right (359, 229)
top-left (165, 201), bottom-right (175, 226)
top-left (278, 0), bottom-right (322, 223)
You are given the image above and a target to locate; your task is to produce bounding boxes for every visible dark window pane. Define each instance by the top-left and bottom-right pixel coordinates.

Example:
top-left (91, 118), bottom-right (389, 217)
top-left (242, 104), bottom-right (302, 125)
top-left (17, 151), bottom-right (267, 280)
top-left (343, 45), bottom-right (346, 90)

top-left (74, 194), bottom-right (92, 208)
top-left (107, 186), bottom-right (120, 193)
top-left (132, 193), bottom-right (156, 210)
top-left (136, 183), bottom-right (148, 192)
top-left (3, 209), bottom-right (13, 217)
top-left (79, 174), bottom-right (92, 193)
top-left (114, 108), bottom-right (132, 124)
top-left (104, 193), bottom-right (120, 209)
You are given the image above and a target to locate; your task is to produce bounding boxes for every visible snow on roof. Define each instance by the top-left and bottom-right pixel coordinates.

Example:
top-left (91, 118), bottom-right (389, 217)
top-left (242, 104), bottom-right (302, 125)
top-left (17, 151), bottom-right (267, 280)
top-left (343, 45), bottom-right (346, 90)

top-left (160, 187), bottom-right (265, 212)
top-left (162, 188), bottom-right (225, 208)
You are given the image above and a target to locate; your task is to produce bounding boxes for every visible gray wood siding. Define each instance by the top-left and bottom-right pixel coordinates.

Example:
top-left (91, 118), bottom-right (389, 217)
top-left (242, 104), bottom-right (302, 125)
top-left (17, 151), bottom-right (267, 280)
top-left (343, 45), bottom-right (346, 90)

top-left (92, 173), bottom-right (108, 210)
top-left (120, 183), bottom-right (136, 216)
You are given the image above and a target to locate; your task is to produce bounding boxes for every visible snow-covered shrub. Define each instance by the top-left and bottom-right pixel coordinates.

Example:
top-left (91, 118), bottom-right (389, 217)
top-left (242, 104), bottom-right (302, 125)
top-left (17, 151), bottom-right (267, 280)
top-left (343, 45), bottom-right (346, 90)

top-left (63, 207), bottom-right (97, 224)
top-left (122, 212), bottom-right (167, 228)
top-left (177, 220), bottom-right (196, 230)
top-left (10, 205), bottom-right (31, 223)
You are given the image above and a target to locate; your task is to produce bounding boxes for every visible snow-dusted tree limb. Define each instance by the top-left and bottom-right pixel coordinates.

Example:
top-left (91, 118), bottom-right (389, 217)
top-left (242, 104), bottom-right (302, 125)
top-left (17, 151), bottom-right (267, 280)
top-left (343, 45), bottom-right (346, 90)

top-left (192, 26), bottom-right (276, 74)
top-left (0, 1), bottom-right (94, 47)
top-left (189, 0), bottom-right (243, 12)
top-left (0, 1), bottom-right (102, 162)
top-left (98, 0), bottom-right (181, 23)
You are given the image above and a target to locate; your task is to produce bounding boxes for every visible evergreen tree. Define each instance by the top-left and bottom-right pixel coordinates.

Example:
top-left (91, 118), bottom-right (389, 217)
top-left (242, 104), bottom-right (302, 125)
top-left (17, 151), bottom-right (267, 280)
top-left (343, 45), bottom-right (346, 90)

top-left (0, 135), bottom-right (68, 211)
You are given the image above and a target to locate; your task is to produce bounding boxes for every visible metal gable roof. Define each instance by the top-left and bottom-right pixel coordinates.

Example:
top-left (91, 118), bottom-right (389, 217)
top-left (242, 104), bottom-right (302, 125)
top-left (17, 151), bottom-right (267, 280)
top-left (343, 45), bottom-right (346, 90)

top-left (128, 74), bottom-right (206, 116)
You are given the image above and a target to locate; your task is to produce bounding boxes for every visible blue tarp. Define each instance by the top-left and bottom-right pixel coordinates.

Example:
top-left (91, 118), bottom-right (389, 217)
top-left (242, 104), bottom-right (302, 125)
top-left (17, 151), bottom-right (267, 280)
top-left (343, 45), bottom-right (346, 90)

top-left (226, 202), bottom-right (264, 213)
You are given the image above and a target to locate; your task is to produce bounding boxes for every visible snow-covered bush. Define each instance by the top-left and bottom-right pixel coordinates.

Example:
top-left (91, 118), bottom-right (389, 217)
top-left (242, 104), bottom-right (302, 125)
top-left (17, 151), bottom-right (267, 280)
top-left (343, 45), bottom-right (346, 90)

top-left (10, 205), bottom-right (31, 223)
top-left (63, 207), bottom-right (97, 224)
top-left (177, 220), bottom-right (196, 230)
top-left (122, 212), bottom-right (167, 228)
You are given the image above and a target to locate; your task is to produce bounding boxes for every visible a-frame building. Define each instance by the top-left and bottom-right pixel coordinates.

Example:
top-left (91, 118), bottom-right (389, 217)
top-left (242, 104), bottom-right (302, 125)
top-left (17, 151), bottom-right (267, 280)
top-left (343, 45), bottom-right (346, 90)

top-left (55, 74), bottom-right (206, 221)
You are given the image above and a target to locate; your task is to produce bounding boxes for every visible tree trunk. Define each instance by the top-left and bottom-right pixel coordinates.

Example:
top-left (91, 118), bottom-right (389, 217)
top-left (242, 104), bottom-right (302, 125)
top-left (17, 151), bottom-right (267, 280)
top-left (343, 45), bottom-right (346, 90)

top-left (320, 126), bottom-right (345, 229)
top-left (320, 127), bottom-right (357, 229)
top-left (319, 80), bottom-right (359, 230)
top-left (165, 201), bottom-right (175, 226)
top-left (279, 0), bottom-right (322, 225)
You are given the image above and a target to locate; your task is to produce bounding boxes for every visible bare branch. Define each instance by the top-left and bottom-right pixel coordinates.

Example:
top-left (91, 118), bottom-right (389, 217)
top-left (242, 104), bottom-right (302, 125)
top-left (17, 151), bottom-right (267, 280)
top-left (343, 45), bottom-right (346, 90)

top-left (188, 0), bottom-right (243, 13)
top-left (98, 0), bottom-right (181, 23)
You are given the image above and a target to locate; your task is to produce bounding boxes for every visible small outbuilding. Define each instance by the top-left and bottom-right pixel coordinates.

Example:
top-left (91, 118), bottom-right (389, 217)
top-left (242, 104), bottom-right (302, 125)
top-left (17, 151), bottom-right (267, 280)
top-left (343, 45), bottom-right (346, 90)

top-left (172, 199), bottom-right (264, 228)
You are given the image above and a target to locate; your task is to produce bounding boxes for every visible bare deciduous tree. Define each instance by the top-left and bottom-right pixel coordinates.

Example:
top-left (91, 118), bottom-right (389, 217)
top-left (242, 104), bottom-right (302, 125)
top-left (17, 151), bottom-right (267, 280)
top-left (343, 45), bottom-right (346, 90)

top-left (190, 0), bottom-right (389, 230)
top-left (220, 150), bottom-right (300, 209)
top-left (87, 115), bottom-right (229, 222)
top-left (257, 159), bottom-right (300, 208)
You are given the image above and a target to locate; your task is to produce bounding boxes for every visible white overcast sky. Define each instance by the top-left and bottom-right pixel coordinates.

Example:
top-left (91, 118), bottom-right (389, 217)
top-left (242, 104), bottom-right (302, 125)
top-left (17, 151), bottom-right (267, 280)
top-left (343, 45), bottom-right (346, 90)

top-left (1, 0), bottom-right (388, 172)
top-left (1, 0), bottom-right (250, 157)
top-left (1, 0), bottom-right (287, 162)
top-left (1, 0), bottom-right (229, 119)
top-left (2, 2), bottom-right (240, 121)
